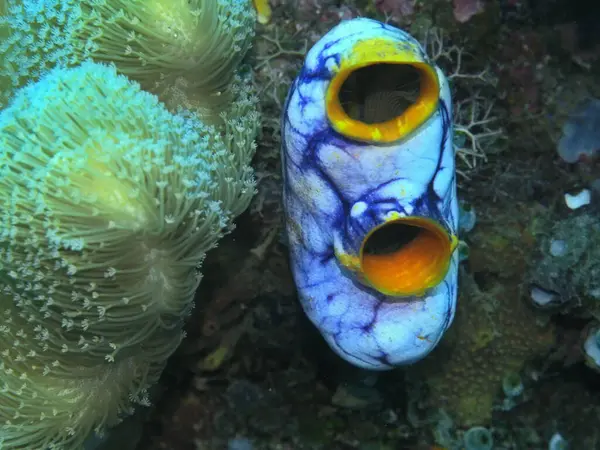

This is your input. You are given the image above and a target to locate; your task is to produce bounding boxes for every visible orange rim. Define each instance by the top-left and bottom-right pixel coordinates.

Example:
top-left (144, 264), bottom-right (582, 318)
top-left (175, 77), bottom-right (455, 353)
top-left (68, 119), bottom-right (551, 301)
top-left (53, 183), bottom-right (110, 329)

top-left (325, 38), bottom-right (440, 143)
top-left (360, 217), bottom-right (457, 297)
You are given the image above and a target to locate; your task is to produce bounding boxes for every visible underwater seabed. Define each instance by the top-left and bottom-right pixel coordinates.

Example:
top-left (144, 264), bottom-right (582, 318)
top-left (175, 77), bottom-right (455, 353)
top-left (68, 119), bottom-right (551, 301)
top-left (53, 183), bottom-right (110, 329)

top-left (32, 0), bottom-right (600, 449)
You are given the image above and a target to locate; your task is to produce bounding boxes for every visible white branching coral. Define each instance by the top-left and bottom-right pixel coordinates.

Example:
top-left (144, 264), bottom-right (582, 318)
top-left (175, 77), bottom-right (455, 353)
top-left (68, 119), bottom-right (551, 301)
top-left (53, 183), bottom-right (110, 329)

top-left (0, 0), bottom-right (256, 115)
top-left (453, 93), bottom-right (505, 171)
top-left (0, 60), bottom-right (256, 449)
top-left (420, 26), bottom-right (505, 176)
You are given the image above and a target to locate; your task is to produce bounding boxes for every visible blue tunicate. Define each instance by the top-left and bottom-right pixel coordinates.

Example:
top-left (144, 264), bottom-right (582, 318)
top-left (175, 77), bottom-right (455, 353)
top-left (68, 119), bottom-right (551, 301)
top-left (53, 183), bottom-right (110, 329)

top-left (464, 426), bottom-right (494, 450)
top-left (557, 98), bottom-right (600, 163)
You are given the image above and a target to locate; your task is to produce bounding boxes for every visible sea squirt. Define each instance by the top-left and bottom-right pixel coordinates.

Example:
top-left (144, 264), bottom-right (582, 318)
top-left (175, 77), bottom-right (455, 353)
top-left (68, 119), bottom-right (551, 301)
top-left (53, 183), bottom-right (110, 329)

top-left (281, 18), bottom-right (459, 370)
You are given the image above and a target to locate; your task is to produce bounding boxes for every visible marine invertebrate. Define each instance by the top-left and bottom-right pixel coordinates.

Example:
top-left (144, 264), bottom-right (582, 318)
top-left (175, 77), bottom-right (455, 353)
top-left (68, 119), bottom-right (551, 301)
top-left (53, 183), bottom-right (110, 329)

top-left (0, 299), bottom-right (155, 449)
top-left (281, 18), bottom-right (459, 369)
top-left (0, 60), bottom-right (256, 448)
top-left (498, 371), bottom-right (525, 411)
top-left (248, 27), bottom-right (307, 230)
top-left (452, 0), bottom-right (485, 23)
top-left (452, 94), bottom-right (504, 172)
top-left (528, 213), bottom-right (600, 312)
top-left (252, 0), bottom-right (272, 24)
top-left (501, 372), bottom-right (524, 398)
top-left (419, 26), bottom-right (504, 176)
top-left (463, 426), bottom-right (493, 450)
top-left (374, 0), bottom-right (416, 21)
top-left (412, 270), bottom-right (556, 426)
top-left (0, 0), bottom-right (256, 117)
top-left (548, 432), bottom-right (569, 450)
top-left (564, 189), bottom-right (591, 210)
top-left (583, 325), bottom-right (600, 372)
top-left (557, 98), bottom-right (600, 163)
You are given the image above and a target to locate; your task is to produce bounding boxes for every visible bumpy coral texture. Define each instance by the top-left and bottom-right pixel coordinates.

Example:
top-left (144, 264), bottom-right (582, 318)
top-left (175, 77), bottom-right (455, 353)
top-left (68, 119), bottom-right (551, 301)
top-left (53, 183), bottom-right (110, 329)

top-left (0, 60), bottom-right (256, 449)
top-left (0, 0), bottom-right (256, 118)
top-left (411, 205), bottom-right (557, 426)
top-left (412, 271), bottom-right (555, 426)
top-left (529, 213), bottom-right (600, 308)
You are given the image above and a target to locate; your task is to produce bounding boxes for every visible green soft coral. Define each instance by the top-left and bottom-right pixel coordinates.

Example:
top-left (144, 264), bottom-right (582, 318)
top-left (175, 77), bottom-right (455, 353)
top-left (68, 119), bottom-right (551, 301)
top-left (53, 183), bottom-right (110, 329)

top-left (0, 60), bottom-right (256, 449)
top-left (0, 298), bottom-right (156, 449)
top-left (0, 0), bottom-right (256, 116)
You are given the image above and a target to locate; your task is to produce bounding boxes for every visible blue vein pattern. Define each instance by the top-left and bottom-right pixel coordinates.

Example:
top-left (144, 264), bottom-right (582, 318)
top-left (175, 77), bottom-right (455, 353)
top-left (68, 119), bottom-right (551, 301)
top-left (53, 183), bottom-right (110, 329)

top-left (281, 18), bottom-right (459, 370)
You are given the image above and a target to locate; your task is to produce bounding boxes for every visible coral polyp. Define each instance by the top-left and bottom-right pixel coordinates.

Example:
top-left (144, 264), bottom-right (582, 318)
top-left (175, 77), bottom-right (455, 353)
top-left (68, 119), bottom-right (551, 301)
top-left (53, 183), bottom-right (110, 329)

top-left (0, 60), bottom-right (256, 449)
top-left (0, 0), bottom-right (256, 116)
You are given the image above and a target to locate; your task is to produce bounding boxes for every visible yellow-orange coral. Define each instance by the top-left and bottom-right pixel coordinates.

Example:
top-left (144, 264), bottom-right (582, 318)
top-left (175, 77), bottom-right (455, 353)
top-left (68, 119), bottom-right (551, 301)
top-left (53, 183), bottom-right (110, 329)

top-left (466, 203), bottom-right (546, 278)
top-left (252, 0), bottom-right (272, 24)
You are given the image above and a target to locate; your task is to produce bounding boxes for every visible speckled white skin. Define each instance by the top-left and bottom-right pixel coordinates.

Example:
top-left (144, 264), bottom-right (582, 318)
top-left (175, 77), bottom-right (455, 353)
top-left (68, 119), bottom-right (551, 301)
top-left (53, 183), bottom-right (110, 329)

top-left (281, 18), bottom-right (459, 370)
